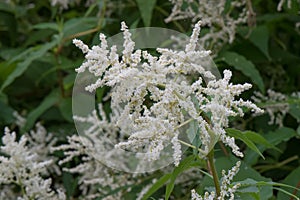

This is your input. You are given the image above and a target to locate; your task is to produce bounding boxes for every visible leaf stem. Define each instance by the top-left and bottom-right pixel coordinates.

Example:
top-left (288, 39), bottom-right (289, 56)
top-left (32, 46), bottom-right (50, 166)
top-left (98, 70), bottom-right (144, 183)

top-left (207, 149), bottom-right (221, 197)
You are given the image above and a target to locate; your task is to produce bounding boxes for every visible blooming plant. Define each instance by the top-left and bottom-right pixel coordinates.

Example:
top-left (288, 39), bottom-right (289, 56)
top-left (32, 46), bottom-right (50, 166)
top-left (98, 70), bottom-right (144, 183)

top-left (0, 126), bottom-right (65, 200)
top-left (0, 0), bottom-right (300, 199)
top-left (70, 21), bottom-right (273, 199)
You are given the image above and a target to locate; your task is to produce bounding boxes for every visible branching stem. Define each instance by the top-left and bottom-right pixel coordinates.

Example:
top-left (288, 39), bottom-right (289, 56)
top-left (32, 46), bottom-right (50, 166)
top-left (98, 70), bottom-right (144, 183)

top-left (207, 149), bottom-right (221, 197)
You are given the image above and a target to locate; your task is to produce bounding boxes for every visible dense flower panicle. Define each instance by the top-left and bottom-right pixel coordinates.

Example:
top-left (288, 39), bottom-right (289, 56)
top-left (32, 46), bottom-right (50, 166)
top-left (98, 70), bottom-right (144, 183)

top-left (52, 103), bottom-right (136, 199)
top-left (52, 134), bottom-right (132, 199)
top-left (74, 21), bottom-right (263, 166)
top-left (26, 123), bottom-right (61, 175)
top-left (165, 0), bottom-right (249, 51)
top-left (0, 127), bottom-right (65, 200)
top-left (219, 161), bottom-right (241, 200)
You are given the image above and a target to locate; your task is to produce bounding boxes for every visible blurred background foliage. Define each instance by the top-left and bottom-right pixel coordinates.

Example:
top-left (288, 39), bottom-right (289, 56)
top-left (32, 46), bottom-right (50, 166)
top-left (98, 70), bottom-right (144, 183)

top-left (0, 0), bottom-right (299, 199)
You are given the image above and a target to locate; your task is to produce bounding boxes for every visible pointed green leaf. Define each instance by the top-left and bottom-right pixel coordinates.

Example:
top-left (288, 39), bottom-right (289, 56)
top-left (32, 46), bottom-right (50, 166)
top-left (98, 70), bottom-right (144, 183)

top-left (220, 51), bottom-right (265, 93)
top-left (0, 40), bottom-right (57, 92)
top-left (277, 166), bottom-right (300, 200)
top-left (226, 128), bottom-right (265, 159)
top-left (289, 103), bottom-right (300, 121)
top-left (243, 131), bottom-right (280, 152)
top-left (58, 97), bottom-right (73, 122)
top-left (136, 0), bottom-right (157, 27)
top-left (141, 173), bottom-right (172, 200)
top-left (249, 25), bottom-right (270, 60)
top-left (165, 155), bottom-right (197, 200)
top-left (22, 90), bottom-right (59, 132)
top-left (33, 22), bottom-right (59, 31)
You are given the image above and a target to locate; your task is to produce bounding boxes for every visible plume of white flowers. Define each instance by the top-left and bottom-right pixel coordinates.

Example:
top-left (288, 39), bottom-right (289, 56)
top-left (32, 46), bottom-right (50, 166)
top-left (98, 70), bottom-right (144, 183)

top-left (52, 134), bottom-right (133, 199)
top-left (26, 123), bottom-right (61, 176)
top-left (165, 0), bottom-right (249, 51)
top-left (74, 21), bottom-right (263, 166)
top-left (52, 103), bottom-right (134, 199)
top-left (191, 161), bottom-right (241, 200)
top-left (0, 127), bottom-right (65, 200)
top-left (219, 161), bottom-right (241, 200)
top-left (11, 113), bottom-right (61, 175)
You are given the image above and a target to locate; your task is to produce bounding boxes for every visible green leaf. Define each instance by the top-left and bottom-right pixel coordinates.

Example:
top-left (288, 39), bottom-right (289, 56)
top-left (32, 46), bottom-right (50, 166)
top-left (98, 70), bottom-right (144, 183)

top-left (58, 97), bottom-right (73, 122)
top-left (165, 155), bottom-right (197, 200)
top-left (243, 131), bottom-right (280, 152)
top-left (0, 100), bottom-right (14, 124)
top-left (235, 178), bottom-right (260, 198)
top-left (63, 172), bottom-right (78, 198)
top-left (63, 17), bottom-right (98, 38)
top-left (248, 25), bottom-right (270, 60)
top-left (277, 166), bottom-right (300, 200)
top-left (289, 103), bottom-right (300, 121)
top-left (141, 173), bottom-right (172, 200)
top-left (0, 40), bottom-right (57, 92)
top-left (0, 62), bottom-right (16, 84)
top-left (244, 127), bottom-right (296, 165)
top-left (22, 90), bottom-right (59, 132)
top-left (226, 128), bottom-right (265, 159)
top-left (32, 22), bottom-right (59, 31)
top-left (265, 127), bottom-right (297, 145)
top-left (0, 2), bottom-right (14, 13)
top-left (220, 51), bottom-right (265, 93)
top-left (136, 0), bottom-right (157, 27)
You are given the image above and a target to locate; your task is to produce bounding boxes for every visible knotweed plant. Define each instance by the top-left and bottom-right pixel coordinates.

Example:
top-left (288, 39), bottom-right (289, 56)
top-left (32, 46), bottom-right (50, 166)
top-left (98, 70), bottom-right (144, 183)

top-left (0, 126), bottom-right (65, 200)
top-left (72, 21), bottom-right (264, 199)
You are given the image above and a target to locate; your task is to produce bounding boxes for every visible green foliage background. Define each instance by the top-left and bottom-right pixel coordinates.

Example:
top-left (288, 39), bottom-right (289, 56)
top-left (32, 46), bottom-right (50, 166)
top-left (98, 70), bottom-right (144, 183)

top-left (0, 0), bottom-right (299, 199)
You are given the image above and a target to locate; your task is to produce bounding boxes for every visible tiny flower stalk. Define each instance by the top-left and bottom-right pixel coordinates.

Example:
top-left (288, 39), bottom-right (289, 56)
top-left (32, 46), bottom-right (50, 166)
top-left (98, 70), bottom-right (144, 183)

top-left (207, 149), bottom-right (221, 197)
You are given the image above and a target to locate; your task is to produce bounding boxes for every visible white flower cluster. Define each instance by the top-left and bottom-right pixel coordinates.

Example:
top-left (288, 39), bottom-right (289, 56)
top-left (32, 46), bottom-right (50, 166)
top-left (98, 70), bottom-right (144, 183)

top-left (165, 0), bottom-right (249, 50)
top-left (191, 161), bottom-right (241, 200)
top-left (0, 127), bottom-right (65, 200)
top-left (191, 189), bottom-right (215, 200)
top-left (26, 123), bottom-right (62, 176)
top-left (12, 113), bottom-right (61, 175)
top-left (53, 103), bottom-right (133, 199)
top-left (219, 161), bottom-right (241, 200)
top-left (252, 89), bottom-right (290, 127)
top-left (74, 21), bottom-right (263, 166)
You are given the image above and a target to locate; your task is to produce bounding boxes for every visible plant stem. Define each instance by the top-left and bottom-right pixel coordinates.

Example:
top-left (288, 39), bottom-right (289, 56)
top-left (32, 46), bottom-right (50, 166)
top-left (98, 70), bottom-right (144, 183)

top-left (207, 149), bottom-right (221, 197)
